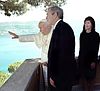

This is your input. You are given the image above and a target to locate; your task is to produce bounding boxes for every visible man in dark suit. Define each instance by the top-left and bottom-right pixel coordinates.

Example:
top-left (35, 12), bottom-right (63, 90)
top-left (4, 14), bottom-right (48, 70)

top-left (46, 6), bottom-right (76, 91)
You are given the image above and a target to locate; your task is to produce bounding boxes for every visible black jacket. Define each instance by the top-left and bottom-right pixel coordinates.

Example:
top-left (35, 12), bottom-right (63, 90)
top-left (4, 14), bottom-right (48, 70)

top-left (79, 31), bottom-right (99, 68)
top-left (48, 20), bottom-right (75, 82)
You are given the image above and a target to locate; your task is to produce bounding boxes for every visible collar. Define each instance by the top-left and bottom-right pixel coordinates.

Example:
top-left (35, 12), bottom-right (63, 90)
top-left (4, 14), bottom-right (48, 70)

top-left (53, 19), bottom-right (62, 30)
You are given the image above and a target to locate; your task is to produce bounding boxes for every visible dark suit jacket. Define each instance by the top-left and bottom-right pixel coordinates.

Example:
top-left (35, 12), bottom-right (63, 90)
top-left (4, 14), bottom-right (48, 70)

top-left (48, 20), bottom-right (75, 85)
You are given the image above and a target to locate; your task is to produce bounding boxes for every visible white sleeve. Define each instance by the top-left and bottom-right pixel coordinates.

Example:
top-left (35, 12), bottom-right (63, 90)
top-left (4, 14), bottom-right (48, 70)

top-left (19, 32), bottom-right (43, 48)
top-left (19, 34), bottom-right (35, 42)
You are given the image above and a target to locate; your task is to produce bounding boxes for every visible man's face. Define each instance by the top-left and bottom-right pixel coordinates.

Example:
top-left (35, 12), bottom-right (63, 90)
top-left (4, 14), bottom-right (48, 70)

top-left (46, 9), bottom-right (55, 25)
top-left (39, 22), bottom-right (49, 35)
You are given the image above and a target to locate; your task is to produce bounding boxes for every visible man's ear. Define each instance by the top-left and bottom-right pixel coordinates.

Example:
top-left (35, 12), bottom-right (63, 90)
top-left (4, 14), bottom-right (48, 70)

top-left (52, 12), bottom-right (57, 18)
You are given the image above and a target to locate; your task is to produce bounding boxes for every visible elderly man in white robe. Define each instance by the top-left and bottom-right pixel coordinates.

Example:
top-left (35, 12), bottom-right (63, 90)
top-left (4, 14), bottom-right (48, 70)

top-left (8, 19), bottom-right (52, 86)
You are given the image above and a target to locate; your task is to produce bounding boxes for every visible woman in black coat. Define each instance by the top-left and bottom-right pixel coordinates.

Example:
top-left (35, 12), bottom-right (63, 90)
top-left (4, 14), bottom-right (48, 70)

top-left (78, 16), bottom-right (99, 91)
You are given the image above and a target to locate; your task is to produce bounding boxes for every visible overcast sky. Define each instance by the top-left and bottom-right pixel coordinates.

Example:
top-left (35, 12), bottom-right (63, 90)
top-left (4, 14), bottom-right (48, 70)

top-left (63, 0), bottom-right (100, 21)
top-left (0, 0), bottom-right (100, 22)
top-left (0, 0), bottom-right (100, 55)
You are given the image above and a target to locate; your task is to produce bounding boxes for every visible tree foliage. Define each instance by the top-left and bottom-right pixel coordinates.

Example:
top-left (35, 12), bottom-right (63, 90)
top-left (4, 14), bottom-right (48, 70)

top-left (0, 0), bottom-right (66, 16)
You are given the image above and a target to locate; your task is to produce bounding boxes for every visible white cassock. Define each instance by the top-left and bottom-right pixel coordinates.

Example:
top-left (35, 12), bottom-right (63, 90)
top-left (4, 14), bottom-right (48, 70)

top-left (18, 31), bottom-right (53, 85)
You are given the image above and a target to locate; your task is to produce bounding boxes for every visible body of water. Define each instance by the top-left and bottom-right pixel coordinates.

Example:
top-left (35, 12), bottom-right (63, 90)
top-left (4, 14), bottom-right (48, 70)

top-left (0, 21), bottom-right (100, 72)
top-left (0, 21), bottom-right (41, 72)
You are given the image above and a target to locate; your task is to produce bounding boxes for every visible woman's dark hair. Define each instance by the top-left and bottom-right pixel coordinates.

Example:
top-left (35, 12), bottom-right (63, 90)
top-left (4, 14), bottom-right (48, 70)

top-left (82, 16), bottom-right (95, 32)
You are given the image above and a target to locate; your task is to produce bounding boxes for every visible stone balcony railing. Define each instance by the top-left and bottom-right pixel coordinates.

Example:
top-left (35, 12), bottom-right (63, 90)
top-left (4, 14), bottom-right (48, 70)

top-left (0, 58), bottom-right (100, 91)
top-left (0, 58), bottom-right (45, 91)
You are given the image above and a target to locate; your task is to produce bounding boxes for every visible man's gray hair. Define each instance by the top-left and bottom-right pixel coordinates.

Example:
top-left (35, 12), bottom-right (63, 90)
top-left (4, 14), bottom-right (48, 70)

top-left (48, 6), bottom-right (63, 19)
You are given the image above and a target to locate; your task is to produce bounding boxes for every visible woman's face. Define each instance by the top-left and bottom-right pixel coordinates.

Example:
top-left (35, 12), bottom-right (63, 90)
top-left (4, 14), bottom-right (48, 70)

top-left (84, 20), bottom-right (92, 31)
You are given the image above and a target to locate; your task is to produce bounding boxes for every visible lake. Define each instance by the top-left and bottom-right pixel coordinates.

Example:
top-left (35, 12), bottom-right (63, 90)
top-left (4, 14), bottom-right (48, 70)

top-left (0, 21), bottom-right (100, 72)
top-left (0, 21), bottom-right (41, 72)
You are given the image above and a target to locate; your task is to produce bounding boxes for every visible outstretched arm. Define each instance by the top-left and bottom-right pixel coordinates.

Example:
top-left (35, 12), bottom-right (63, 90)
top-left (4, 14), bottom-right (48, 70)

top-left (8, 31), bottom-right (43, 48)
top-left (8, 31), bottom-right (19, 39)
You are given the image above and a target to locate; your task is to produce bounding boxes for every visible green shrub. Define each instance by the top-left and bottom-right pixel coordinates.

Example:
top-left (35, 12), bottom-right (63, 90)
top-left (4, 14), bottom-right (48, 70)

top-left (0, 71), bottom-right (10, 86)
top-left (8, 61), bottom-right (23, 73)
